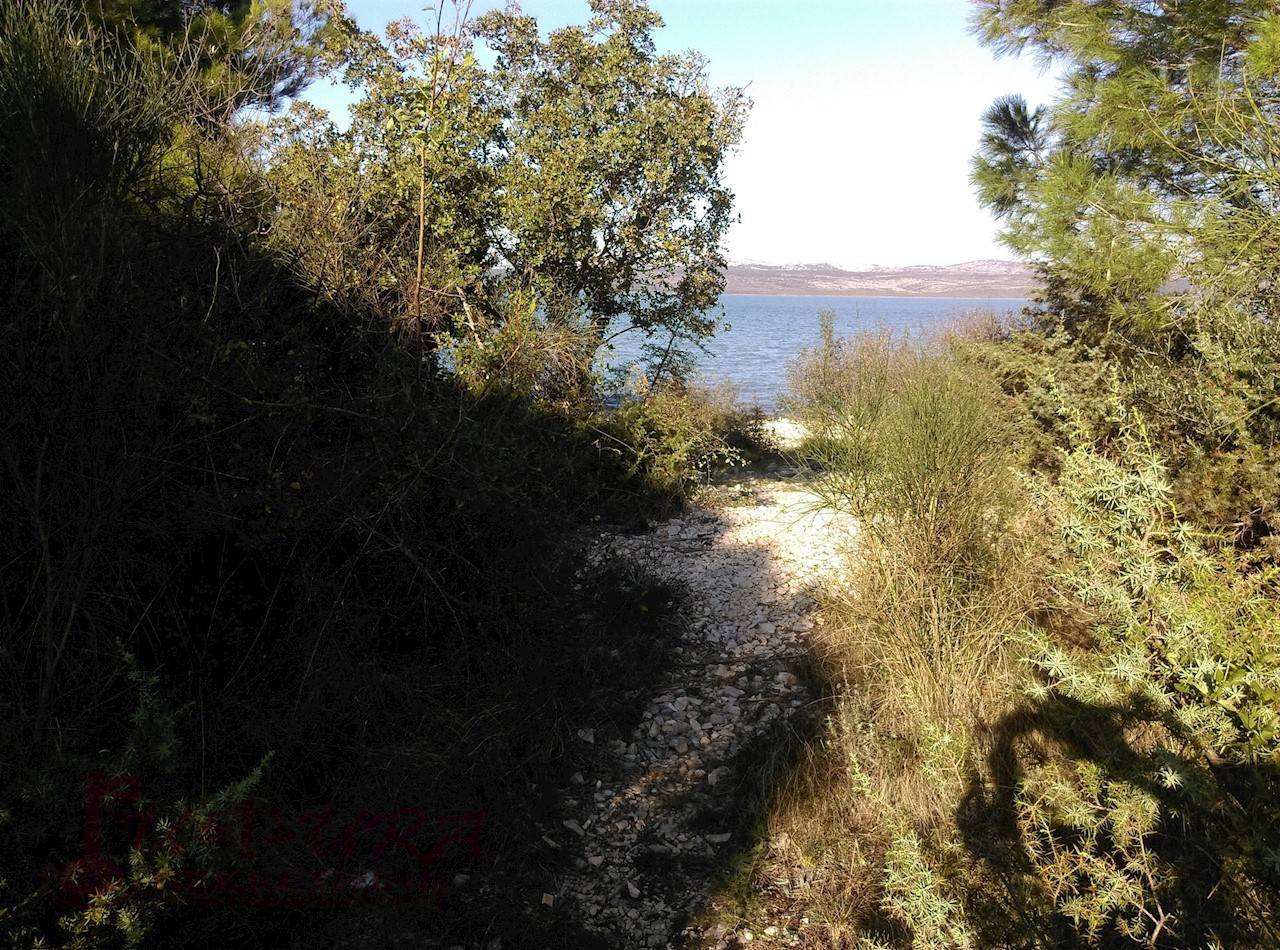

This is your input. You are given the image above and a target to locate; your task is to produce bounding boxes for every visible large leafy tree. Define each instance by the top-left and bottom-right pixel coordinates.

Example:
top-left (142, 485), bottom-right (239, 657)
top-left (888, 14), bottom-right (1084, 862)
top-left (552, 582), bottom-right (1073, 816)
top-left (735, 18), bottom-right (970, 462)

top-left (270, 0), bottom-right (748, 381)
top-left (478, 0), bottom-right (747, 345)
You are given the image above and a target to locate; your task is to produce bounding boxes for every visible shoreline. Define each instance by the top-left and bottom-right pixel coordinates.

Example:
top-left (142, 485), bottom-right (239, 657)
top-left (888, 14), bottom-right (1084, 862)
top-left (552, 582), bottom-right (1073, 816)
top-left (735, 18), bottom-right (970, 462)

top-left (761, 417), bottom-right (809, 450)
top-left (722, 289), bottom-right (1033, 299)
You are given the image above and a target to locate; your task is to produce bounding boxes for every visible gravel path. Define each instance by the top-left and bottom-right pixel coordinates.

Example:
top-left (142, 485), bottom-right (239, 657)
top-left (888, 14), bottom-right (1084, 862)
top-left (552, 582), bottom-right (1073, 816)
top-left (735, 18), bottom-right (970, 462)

top-left (545, 474), bottom-right (857, 948)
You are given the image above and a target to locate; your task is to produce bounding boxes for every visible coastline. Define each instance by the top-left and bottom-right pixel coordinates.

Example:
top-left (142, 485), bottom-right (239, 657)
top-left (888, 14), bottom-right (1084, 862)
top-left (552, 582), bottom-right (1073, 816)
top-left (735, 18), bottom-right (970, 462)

top-left (721, 288), bottom-right (1033, 299)
top-left (762, 417), bottom-right (809, 450)
top-left (722, 260), bottom-right (1037, 299)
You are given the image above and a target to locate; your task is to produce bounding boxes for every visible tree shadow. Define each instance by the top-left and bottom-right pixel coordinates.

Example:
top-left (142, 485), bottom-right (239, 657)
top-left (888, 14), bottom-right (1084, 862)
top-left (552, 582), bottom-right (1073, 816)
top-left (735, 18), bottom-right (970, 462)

top-left (956, 694), bottom-right (1280, 948)
top-left (1, 100), bottom-right (703, 950)
top-left (491, 473), bottom-right (858, 948)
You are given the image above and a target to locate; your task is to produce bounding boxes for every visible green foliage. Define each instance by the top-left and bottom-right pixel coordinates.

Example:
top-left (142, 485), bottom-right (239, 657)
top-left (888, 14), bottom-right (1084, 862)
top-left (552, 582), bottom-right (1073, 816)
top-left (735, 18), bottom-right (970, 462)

top-left (971, 93), bottom-right (1047, 220)
top-left (741, 7), bottom-right (1280, 941)
top-left (334, 3), bottom-right (502, 337)
top-left (787, 320), bottom-right (1022, 585)
top-left (734, 321), bottom-right (1038, 947)
top-left (882, 827), bottom-right (974, 950)
top-left (965, 300), bottom-right (1280, 548)
top-left (971, 0), bottom-right (1280, 343)
top-left (0, 2), bottom-right (728, 946)
top-left (789, 321), bottom-right (1038, 735)
top-left (86, 0), bottom-right (350, 116)
top-left (978, 437), bottom-right (1280, 945)
top-left (782, 308), bottom-right (885, 443)
top-left (594, 377), bottom-right (760, 501)
top-left (440, 290), bottom-right (598, 410)
top-left (258, 99), bottom-right (399, 316)
top-left (0, 0), bottom-right (186, 304)
top-left (1127, 304), bottom-right (1280, 549)
top-left (477, 0), bottom-right (747, 340)
top-left (1027, 441), bottom-right (1280, 765)
top-left (265, 0), bottom-right (748, 394)
top-left (770, 309), bottom-right (1280, 947)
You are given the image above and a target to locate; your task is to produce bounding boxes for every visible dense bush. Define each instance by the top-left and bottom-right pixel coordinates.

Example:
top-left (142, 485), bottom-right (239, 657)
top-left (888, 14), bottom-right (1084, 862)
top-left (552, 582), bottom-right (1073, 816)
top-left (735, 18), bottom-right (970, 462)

top-left (594, 374), bottom-right (769, 500)
top-left (738, 312), bottom-right (1280, 948)
top-left (966, 306), bottom-right (1280, 555)
top-left (971, 438), bottom-right (1280, 945)
top-left (718, 319), bottom-right (1040, 946)
top-left (0, 3), bottom-right (722, 946)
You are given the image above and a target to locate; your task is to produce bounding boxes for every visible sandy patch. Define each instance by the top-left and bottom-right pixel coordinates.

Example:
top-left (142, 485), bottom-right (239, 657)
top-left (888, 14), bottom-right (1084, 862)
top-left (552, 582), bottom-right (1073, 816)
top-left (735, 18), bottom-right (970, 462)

top-left (762, 417), bottom-right (810, 450)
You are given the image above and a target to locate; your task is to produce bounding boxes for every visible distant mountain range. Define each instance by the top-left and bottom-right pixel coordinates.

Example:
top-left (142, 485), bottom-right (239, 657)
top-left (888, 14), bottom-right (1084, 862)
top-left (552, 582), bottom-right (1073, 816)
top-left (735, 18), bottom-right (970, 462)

top-left (723, 260), bottom-right (1038, 297)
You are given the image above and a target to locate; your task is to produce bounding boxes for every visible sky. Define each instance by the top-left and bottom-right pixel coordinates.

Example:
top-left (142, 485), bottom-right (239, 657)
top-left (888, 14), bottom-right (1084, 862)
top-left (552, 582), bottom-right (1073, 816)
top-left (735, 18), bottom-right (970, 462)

top-left (305, 0), bottom-right (1062, 270)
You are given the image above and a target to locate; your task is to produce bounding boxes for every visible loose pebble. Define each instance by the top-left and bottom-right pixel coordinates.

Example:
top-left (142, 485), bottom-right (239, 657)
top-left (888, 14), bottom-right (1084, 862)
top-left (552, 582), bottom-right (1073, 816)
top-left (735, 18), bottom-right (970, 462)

top-left (547, 475), bottom-right (856, 946)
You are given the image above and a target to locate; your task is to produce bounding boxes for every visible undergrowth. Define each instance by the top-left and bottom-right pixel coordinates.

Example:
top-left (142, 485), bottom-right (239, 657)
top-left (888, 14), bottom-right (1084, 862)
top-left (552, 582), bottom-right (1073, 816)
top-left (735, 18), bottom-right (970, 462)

top-left (715, 309), bottom-right (1280, 948)
top-left (0, 4), bottom-right (748, 947)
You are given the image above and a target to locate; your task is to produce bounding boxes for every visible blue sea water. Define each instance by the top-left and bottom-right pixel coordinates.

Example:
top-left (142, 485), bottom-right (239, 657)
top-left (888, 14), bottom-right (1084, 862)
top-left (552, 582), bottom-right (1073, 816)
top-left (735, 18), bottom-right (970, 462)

top-left (599, 294), bottom-right (1029, 412)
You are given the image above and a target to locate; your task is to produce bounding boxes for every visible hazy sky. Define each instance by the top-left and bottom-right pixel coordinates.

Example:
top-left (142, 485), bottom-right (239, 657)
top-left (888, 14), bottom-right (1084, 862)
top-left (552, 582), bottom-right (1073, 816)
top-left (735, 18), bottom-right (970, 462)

top-left (306, 1), bottom-right (1061, 269)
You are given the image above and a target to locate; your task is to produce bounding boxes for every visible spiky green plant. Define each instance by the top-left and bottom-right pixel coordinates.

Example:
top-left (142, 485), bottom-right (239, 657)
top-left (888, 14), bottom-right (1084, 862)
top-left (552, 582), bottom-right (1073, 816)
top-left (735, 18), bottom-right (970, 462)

top-left (1004, 436), bottom-right (1280, 945)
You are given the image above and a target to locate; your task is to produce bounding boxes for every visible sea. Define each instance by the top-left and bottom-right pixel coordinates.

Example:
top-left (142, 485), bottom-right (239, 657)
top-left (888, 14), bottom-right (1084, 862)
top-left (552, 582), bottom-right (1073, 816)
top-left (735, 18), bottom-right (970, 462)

top-left (599, 294), bottom-right (1029, 412)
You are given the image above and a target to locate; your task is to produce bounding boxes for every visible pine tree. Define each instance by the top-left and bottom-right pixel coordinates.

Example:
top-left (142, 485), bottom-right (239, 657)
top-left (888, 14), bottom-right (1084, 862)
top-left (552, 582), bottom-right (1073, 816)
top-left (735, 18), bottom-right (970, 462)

top-left (972, 0), bottom-right (1280, 336)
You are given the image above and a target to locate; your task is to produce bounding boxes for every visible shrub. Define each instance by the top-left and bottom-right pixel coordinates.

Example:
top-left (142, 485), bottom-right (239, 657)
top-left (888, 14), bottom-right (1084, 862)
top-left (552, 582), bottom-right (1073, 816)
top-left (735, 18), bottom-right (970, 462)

top-left (439, 290), bottom-right (598, 412)
top-left (718, 323), bottom-right (1040, 947)
top-left (797, 327), bottom-right (1036, 749)
top-left (994, 440), bottom-right (1280, 944)
top-left (785, 324), bottom-right (1033, 714)
top-left (964, 300), bottom-right (1280, 552)
top-left (0, 5), bottom-right (705, 947)
top-left (591, 375), bottom-right (763, 502)
top-left (727, 315), bottom-right (1280, 948)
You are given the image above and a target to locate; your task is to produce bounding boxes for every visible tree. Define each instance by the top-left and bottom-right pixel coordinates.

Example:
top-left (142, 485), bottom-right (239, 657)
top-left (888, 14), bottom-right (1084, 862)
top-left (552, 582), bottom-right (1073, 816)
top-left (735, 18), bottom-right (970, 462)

top-left (971, 0), bottom-right (1280, 335)
top-left (970, 0), bottom-right (1280, 539)
top-left (291, 2), bottom-right (502, 336)
top-left (86, 0), bottom-right (351, 117)
top-left (478, 0), bottom-right (749, 349)
top-left (271, 0), bottom-right (748, 390)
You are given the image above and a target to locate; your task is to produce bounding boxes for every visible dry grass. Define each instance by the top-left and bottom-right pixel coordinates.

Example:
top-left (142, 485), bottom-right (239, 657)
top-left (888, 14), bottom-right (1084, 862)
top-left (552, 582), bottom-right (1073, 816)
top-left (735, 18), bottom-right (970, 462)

top-left (711, 313), bottom-right (1280, 948)
top-left (710, 319), bottom-right (1047, 947)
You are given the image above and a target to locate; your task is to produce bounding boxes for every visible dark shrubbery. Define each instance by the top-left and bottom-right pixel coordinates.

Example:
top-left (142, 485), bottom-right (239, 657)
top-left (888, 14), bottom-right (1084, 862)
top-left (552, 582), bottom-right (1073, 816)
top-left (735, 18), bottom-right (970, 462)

top-left (0, 4), bottom-right (724, 946)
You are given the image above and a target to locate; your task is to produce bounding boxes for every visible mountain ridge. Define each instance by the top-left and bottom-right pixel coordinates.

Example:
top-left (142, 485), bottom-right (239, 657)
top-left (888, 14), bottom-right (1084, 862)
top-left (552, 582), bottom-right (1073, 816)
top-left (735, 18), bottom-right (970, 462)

top-left (723, 259), bottom-right (1037, 297)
